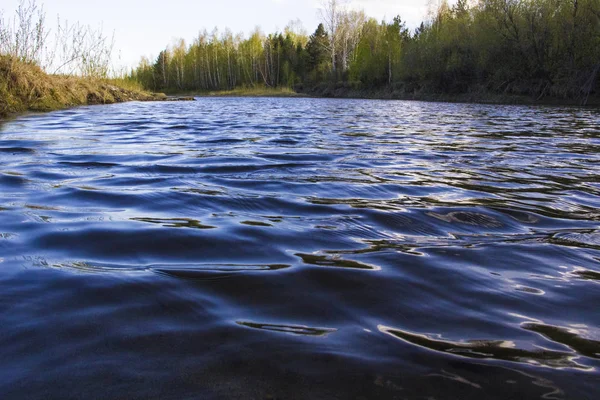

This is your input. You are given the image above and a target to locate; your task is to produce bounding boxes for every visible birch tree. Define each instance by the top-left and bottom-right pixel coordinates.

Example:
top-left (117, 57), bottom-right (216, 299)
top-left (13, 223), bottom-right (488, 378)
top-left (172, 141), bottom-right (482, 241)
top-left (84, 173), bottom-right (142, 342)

top-left (338, 9), bottom-right (366, 72)
top-left (319, 0), bottom-right (346, 76)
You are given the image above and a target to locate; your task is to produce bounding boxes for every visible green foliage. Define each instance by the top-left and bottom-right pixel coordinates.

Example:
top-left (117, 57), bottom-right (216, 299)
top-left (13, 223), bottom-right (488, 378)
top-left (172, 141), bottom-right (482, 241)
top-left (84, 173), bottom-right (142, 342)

top-left (348, 19), bottom-right (386, 86)
top-left (129, 0), bottom-right (600, 103)
top-left (306, 24), bottom-right (331, 83)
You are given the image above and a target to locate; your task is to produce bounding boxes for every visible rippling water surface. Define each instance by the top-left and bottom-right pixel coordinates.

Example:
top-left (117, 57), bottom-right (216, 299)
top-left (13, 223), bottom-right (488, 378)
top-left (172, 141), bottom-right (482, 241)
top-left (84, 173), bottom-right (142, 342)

top-left (1, 98), bottom-right (599, 399)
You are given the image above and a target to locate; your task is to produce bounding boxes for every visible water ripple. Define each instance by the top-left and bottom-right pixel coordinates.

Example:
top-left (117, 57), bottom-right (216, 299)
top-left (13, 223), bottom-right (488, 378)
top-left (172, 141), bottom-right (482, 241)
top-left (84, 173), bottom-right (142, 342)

top-left (0, 98), bottom-right (599, 399)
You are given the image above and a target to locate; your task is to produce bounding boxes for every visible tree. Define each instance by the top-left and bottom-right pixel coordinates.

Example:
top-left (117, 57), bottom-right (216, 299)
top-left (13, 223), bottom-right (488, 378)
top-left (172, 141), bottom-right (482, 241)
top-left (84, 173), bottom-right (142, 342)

top-left (349, 18), bottom-right (386, 86)
top-left (384, 16), bottom-right (409, 86)
top-left (338, 10), bottom-right (366, 72)
top-left (306, 23), bottom-right (330, 82)
top-left (171, 39), bottom-right (186, 90)
top-left (129, 0), bottom-right (600, 103)
top-left (153, 50), bottom-right (169, 90)
top-left (319, 0), bottom-right (344, 77)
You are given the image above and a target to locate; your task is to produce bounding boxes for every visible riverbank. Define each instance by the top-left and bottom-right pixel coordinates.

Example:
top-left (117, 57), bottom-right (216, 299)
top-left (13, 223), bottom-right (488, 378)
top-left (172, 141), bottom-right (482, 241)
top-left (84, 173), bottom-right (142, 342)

top-left (169, 84), bottom-right (598, 106)
top-left (294, 84), bottom-right (600, 107)
top-left (178, 87), bottom-right (305, 98)
top-left (0, 56), bottom-right (167, 118)
top-left (3, 52), bottom-right (595, 116)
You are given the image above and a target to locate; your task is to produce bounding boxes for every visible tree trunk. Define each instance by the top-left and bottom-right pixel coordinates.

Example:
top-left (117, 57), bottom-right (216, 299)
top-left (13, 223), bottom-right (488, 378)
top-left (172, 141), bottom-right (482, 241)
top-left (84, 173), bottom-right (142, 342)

top-left (582, 63), bottom-right (599, 105)
top-left (388, 47), bottom-right (392, 86)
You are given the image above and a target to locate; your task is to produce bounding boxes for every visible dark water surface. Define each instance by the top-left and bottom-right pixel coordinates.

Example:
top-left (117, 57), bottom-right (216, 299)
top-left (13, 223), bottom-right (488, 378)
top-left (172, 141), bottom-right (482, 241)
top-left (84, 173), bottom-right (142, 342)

top-left (1, 98), bottom-right (599, 399)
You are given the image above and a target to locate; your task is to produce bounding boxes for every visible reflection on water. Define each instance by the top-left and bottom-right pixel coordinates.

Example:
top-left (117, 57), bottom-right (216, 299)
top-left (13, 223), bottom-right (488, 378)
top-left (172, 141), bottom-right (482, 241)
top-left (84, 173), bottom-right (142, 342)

top-left (524, 323), bottom-right (600, 360)
top-left (237, 321), bottom-right (337, 336)
top-left (0, 98), bottom-right (599, 399)
top-left (131, 216), bottom-right (216, 229)
top-left (571, 269), bottom-right (600, 282)
top-left (378, 325), bottom-right (592, 370)
top-left (153, 263), bottom-right (291, 280)
top-left (295, 253), bottom-right (380, 270)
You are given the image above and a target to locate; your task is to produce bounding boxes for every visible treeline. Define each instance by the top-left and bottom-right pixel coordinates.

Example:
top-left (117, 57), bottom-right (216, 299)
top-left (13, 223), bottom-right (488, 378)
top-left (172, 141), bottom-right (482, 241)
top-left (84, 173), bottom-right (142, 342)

top-left (130, 0), bottom-right (600, 103)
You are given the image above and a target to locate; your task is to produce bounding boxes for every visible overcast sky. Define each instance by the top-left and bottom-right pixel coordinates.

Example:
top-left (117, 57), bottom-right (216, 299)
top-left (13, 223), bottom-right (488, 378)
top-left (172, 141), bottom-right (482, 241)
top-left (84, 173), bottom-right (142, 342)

top-left (1, 0), bottom-right (449, 70)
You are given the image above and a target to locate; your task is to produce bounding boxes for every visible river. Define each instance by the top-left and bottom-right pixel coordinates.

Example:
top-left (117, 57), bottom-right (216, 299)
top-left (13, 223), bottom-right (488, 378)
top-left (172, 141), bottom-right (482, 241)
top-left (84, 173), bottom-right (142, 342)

top-left (0, 98), bottom-right (599, 399)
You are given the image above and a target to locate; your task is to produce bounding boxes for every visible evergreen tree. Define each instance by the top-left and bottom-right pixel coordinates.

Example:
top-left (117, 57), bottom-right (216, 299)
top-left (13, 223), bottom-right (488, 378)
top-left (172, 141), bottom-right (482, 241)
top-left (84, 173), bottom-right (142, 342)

top-left (306, 23), bottom-right (330, 82)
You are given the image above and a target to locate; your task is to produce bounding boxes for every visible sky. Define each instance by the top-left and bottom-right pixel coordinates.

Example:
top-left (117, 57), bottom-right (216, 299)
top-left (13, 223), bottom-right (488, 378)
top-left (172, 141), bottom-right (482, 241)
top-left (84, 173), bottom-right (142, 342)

top-left (1, 0), bottom-right (444, 71)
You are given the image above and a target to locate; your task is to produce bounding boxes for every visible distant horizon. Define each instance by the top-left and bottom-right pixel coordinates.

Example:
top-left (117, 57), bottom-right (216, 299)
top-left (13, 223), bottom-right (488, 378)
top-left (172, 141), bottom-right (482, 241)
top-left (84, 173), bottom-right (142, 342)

top-left (0, 0), bottom-right (450, 71)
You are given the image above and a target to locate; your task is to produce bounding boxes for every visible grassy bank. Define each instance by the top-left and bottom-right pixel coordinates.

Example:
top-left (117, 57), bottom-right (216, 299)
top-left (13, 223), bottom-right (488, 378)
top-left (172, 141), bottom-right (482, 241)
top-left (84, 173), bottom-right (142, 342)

top-left (175, 83), bottom-right (598, 106)
top-left (178, 86), bottom-right (304, 98)
top-left (0, 56), bottom-right (166, 118)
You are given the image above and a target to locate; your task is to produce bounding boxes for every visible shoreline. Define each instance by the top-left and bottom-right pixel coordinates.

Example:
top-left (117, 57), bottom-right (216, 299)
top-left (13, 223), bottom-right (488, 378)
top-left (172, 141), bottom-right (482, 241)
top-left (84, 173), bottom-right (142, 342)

top-left (173, 87), bottom-right (306, 98)
top-left (2, 71), bottom-right (596, 122)
top-left (2, 53), bottom-right (595, 121)
top-left (0, 56), bottom-right (169, 120)
top-left (293, 86), bottom-right (600, 107)
top-left (170, 87), bottom-right (598, 107)
top-left (3, 89), bottom-right (595, 122)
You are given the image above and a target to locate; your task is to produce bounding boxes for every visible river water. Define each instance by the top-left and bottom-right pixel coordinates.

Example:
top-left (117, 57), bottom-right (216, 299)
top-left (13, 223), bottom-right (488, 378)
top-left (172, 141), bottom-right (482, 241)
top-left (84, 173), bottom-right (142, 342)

top-left (0, 98), bottom-right (599, 399)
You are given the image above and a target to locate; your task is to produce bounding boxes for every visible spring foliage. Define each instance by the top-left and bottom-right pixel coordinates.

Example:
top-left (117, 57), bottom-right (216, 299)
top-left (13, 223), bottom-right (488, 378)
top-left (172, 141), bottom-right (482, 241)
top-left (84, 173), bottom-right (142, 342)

top-left (131, 0), bottom-right (600, 103)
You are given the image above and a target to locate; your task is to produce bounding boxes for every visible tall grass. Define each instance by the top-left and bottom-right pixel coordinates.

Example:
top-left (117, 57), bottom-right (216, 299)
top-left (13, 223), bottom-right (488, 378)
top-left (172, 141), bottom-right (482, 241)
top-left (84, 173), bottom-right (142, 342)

top-left (0, 55), bottom-right (165, 117)
top-left (0, 0), bottom-right (165, 117)
top-left (0, 0), bottom-right (115, 78)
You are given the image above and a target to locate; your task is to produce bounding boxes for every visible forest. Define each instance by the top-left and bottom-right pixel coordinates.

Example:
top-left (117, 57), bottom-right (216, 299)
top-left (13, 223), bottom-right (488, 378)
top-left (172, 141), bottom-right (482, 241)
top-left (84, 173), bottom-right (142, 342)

top-left (129, 0), bottom-right (600, 104)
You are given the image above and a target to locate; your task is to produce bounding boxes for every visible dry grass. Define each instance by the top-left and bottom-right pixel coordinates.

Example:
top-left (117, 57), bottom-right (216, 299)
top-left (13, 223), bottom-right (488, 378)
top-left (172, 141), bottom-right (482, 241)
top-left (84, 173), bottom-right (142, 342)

top-left (196, 86), bottom-right (303, 98)
top-left (0, 56), bottom-right (166, 117)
